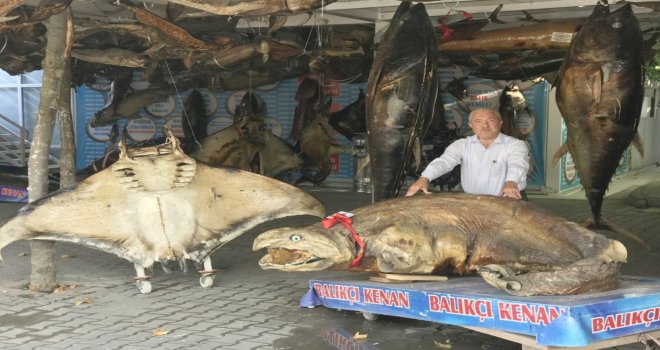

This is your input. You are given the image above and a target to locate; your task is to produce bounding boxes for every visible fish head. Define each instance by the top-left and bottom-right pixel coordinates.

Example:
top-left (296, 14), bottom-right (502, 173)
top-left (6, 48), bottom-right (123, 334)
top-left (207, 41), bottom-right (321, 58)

top-left (90, 108), bottom-right (117, 128)
top-left (571, 3), bottom-right (640, 60)
top-left (235, 91), bottom-right (267, 122)
top-left (295, 78), bottom-right (321, 101)
top-left (112, 127), bottom-right (197, 192)
top-left (253, 225), bottom-right (354, 271)
top-left (504, 85), bottom-right (526, 109)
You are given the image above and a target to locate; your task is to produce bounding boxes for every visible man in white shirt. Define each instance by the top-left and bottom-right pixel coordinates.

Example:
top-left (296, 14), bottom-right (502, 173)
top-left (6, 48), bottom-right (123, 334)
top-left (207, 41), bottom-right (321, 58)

top-left (406, 108), bottom-right (530, 199)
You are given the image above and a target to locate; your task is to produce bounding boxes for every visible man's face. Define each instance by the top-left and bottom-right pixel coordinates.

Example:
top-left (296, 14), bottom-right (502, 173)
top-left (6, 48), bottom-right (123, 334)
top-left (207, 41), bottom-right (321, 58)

top-left (468, 112), bottom-right (502, 141)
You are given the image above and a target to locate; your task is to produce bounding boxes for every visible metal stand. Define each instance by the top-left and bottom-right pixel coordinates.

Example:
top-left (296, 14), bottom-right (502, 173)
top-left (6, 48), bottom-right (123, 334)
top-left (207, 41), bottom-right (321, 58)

top-left (133, 264), bottom-right (152, 294)
top-left (132, 256), bottom-right (218, 293)
top-left (197, 256), bottom-right (217, 289)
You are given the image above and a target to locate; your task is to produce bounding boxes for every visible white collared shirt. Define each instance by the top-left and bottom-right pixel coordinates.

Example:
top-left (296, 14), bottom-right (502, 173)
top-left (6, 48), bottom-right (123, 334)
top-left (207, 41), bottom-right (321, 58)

top-left (420, 133), bottom-right (530, 196)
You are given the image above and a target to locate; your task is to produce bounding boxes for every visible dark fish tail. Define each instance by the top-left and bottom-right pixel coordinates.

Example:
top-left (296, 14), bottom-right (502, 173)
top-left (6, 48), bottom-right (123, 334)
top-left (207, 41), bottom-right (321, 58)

top-left (584, 189), bottom-right (604, 227)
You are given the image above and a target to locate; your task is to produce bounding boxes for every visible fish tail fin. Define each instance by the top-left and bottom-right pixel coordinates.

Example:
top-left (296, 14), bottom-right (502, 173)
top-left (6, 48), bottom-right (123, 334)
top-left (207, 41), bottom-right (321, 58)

top-left (585, 216), bottom-right (650, 250)
top-left (479, 261), bottom-right (621, 296)
top-left (631, 132), bottom-right (644, 158)
top-left (584, 189), bottom-right (604, 223)
top-left (551, 143), bottom-right (569, 163)
top-left (0, 216), bottom-right (31, 263)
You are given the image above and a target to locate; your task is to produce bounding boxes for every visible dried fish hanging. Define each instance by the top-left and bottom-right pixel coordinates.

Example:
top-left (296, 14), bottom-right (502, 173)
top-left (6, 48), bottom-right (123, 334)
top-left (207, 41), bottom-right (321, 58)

top-left (306, 10), bottom-right (367, 84)
top-left (164, 60), bottom-right (202, 150)
top-left (292, 10), bottom-right (355, 186)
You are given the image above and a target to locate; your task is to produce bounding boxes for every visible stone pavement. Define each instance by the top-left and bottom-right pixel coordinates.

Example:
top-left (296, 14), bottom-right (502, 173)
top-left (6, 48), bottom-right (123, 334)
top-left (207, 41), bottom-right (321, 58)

top-left (0, 164), bottom-right (659, 350)
top-left (627, 163), bottom-right (660, 209)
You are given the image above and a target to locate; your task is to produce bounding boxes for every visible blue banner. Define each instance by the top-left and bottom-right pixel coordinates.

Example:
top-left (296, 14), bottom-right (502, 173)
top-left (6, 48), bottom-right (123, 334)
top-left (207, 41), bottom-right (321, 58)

top-left (308, 276), bottom-right (660, 347)
top-left (0, 185), bottom-right (27, 202)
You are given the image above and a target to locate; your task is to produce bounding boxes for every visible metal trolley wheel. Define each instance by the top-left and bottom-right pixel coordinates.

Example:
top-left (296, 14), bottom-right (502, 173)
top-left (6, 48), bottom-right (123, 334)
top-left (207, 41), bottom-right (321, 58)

top-left (133, 264), bottom-right (153, 294)
top-left (136, 280), bottom-right (152, 294)
top-left (197, 256), bottom-right (217, 289)
top-left (199, 275), bottom-right (215, 288)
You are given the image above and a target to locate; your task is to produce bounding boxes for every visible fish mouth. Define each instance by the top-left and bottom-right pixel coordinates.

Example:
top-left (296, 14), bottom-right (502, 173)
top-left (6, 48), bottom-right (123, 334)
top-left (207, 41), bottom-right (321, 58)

top-left (258, 248), bottom-right (331, 270)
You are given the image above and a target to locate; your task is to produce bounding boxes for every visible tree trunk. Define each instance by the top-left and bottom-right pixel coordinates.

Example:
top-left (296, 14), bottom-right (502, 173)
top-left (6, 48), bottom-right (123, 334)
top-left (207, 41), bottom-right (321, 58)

top-left (58, 9), bottom-right (76, 189)
top-left (28, 8), bottom-right (72, 293)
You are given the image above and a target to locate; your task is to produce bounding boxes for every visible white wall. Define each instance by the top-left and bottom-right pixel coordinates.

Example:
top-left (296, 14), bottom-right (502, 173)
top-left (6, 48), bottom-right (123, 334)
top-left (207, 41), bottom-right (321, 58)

top-left (631, 87), bottom-right (660, 169)
top-left (544, 91), bottom-right (564, 194)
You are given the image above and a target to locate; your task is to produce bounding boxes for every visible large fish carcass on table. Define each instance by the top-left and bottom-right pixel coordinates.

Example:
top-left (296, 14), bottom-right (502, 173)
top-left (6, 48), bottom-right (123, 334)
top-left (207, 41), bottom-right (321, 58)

top-left (254, 193), bottom-right (627, 296)
top-left (366, 1), bottom-right (438, 202)
top-left (0, 129), bottom-right (325, 293)
top-left (554, 3), bottom-right (644, 237)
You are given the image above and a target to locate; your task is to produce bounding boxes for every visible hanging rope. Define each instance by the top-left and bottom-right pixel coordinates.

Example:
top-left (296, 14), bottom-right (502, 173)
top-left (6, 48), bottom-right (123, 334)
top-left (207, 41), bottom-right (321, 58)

top-left (164, 60), bottom-right (202, 150)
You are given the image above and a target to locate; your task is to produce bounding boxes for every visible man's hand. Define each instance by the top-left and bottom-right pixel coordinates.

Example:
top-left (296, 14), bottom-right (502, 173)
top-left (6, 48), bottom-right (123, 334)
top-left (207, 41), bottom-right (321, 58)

top-left (405, 177), bottom-right (431, 196)
top-left (499, 181), bottom-right (521, 199)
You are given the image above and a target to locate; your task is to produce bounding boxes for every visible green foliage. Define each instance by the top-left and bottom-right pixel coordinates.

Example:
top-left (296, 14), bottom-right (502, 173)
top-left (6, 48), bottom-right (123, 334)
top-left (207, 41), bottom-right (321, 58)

top-left (645, 40), bottom-right (660, 83)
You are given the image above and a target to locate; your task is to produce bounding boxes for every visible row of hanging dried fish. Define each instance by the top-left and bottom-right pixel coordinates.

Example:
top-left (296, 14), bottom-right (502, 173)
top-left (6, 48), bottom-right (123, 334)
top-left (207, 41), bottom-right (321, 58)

top-left (0, 0), bottom-right (373, 90)
top-left (3, 1), bottom-right (657, 89)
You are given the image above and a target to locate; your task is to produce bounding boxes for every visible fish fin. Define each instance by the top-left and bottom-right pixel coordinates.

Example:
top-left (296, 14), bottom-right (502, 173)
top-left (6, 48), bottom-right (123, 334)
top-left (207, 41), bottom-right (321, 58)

top-left (366, 66), bottom-right (383, 102)
top-left (0, 216), bottom-right (32, 262)
top-left (479, 260), bottom-right (622, 296)
top-left (478, 265), bottom-right (520, 291)
top-left (583, 216), bottom-right (650, 250)
top-left (371, 223), bottom-right (437, 274)
top-left (31, 233), bottom-right (146, 265)
top-left (631, 132), bottom-right (644, 158)
top-left (548, 71), bottom-right (561, 88)
top-left (412, 137), bottom-right (422, 171)
top-left (589, 69), bottom-right (603, 104)
top-left (551, 143), bottom-right (569, 164)
top-left (487, 4), bottom-right (505, 24)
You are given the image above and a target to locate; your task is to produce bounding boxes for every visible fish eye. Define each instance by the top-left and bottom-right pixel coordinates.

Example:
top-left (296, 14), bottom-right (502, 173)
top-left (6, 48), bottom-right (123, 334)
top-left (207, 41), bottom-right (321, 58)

top-left (290, 235), bottom-right (302, 242)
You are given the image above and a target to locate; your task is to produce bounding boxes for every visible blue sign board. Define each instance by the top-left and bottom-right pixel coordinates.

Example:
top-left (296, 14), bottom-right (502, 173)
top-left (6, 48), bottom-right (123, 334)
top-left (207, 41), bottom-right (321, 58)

top-left (304, 276), bottom-right (660, 347)
top-left (0, 185), bottom-right (27, 202)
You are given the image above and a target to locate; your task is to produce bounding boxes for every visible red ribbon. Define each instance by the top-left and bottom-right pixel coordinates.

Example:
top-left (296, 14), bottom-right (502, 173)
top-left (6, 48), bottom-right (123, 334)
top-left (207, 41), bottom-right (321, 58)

top-left (321, 212), bottom-right (365, 268)
top-left (438, 23), bottom-right (454, 43)
top-left (437, 10), bottom-right (474, 43)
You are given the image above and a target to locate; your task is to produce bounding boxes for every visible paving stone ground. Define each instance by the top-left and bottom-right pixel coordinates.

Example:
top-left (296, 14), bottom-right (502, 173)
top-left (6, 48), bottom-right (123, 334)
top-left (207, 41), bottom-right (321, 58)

top-left (0, 164), bottom-right (658, 350)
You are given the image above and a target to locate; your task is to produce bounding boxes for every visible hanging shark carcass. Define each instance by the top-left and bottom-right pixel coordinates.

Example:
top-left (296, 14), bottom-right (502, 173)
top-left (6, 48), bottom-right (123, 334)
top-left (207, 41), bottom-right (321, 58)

top-left (0, 128), bottom-right (325, 292)
top-left (553, 3), bottom-right (646, 245)
top-left (253, 194), bottom-right (627, 296)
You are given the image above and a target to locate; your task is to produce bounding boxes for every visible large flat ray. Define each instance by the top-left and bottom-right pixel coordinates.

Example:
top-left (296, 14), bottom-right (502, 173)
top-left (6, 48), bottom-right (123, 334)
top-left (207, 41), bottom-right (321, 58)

top-left (0, 128), bottom-right (325, 270)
